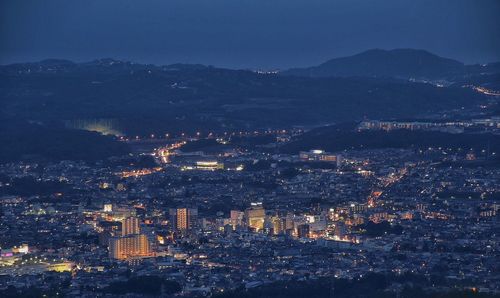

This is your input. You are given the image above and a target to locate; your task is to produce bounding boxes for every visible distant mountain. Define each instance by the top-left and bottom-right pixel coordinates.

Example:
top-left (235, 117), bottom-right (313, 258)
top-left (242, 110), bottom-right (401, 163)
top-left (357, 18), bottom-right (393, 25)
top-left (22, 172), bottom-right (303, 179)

top-left (0, 58), bottom-right (157, 75)
top-left (0, 58), bottom-right (213, 76)
top-left (283, 49), bottom-right (499, 80)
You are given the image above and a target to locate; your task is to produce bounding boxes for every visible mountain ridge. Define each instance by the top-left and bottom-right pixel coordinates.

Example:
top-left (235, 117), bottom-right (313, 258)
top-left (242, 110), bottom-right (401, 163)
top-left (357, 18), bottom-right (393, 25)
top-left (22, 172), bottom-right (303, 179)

top-left (2, 49), bottom-right (499, 79)
top-left (0, 49), bottom-right (493, 135)
top-left (282, 49), bottom-right (500, 80)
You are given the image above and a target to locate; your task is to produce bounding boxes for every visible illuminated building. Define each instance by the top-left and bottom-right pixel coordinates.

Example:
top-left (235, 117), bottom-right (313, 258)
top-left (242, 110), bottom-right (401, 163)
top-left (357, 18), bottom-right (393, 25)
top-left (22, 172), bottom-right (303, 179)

top-left (271, 216), bottom-right (284, 235)
top-left (116, 183), bottom-right (127, 191)
top-left (109, 234), bottom-right (151, 260)
top-left (0, 249), bottom-right (13, 257)
top-left (107, 206), bottom-right (135, 221)
top-left (230, 210), bottom-right (244, 228)
top-left (119, 167), bottom-right (162, 178)
top-left (479, 209), bottom-right (496, 218)
top-left (48, 262), bottom-right (74, 273)
top-left (369, 212), bottom-right (389, 223)
top-left (169, 208), bottom-right (198, 231)
top-left (358, 120), bottom-right (438, 131)
top-left (99, 182), bottom-right (110, 189)
top-left (244, 203), bottom-right (265, 231)
top-left (1, 244), bottom-right (29, 257)
top-left (400, 211), bottom-right (414, 220)
top-left (12, 244), bottom-right (29, 254)
top-left (195, 161), bottom-right (224, 170)
top-left (285, 212), bottom-right (295, 231)
top-left (299, 150), bottom-right (342, 166)
top-left (466, 153), bottom-right (476, 161)
top-left (367, 190), bottom-right (383, 207)
top-left (157, 235), bottom-right (166, 245)
top-left (345, 214), bottom-right (364, 226)
top-left (180, 161), bottom-right (224, 171)
top-left (122, 216), bottom-right (140, 236)
top-left (305, 214), bottom-right (327, 232)
top-left (349, 203), bottom-right (368, 213)
top-left (103, 204), bottom-right (113, 212)
top-left (334, 222), bottom-right (347, 239)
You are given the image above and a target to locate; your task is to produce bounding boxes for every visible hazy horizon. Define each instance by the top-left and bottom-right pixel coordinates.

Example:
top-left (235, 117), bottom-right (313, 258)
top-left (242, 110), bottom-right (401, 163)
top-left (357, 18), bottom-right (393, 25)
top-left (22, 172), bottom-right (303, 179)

top-left (1, 0), bottom-right (500, 69)
top-left (2, 47), bottom-right (497, 71)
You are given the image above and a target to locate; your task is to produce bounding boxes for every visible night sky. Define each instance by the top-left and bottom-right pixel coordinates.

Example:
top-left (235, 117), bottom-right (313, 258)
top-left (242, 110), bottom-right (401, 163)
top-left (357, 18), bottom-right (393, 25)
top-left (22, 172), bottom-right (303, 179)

top-left (1, 0), bottom-right (499, 69)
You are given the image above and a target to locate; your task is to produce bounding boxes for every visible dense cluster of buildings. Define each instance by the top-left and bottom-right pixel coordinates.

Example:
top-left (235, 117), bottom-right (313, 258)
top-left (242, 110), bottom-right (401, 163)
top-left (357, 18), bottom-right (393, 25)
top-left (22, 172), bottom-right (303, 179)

top-left (358, 116), bottom-right (500, 133)
top-left (0, 129), bottom-right (499, 296)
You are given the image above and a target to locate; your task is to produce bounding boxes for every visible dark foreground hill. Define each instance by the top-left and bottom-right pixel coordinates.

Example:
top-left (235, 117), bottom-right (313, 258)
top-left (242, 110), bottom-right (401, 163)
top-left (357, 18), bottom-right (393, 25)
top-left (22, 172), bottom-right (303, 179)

top-left (0, 119), bottom-right (129, 163)
top-left (0, 58), bottom-right (486, 135)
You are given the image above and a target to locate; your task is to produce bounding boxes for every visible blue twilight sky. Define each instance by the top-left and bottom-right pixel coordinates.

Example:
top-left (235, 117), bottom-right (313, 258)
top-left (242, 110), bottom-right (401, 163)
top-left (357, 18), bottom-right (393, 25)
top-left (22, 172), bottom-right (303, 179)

top-left (1, 0), bottom-right (499, 69)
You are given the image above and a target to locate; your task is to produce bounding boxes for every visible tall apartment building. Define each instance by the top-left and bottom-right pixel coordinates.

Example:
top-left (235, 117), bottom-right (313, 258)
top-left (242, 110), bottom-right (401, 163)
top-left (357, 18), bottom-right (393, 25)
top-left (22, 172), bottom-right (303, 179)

top-left (109, 234), bottom-right (150, 260)
top-left (169, 208), bottom-right (198, 231)
top-left (122, 216), bottom-right (140, 236)
top-left (245, 204), bottom-right (265, 231)
top-left (230, 210), bottom-right (244, 228)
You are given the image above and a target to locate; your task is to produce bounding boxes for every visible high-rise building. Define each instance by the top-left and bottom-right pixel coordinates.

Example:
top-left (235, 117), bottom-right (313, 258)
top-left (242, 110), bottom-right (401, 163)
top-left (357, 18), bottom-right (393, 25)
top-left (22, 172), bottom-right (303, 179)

top-left (306, 214), bottom-right (327, 232)
top-left (230, 210), bottom-right (244, 228)
top-left (109, 234), bottom-right (151, 260)
top-left (297, 224), bottom-right (310, 238)
top-left (285, 212), bottom-right (295, 231)
top-left (169, 208), bottom-right (198, 231)
top-left (245, 204), bottom-right (265, 231)
top-left (334, 222), bottom-right (347, 239)
top-left (122, 216), bottom-right (140, 236)
top-left (271, 216), bottom-right (284, 235)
